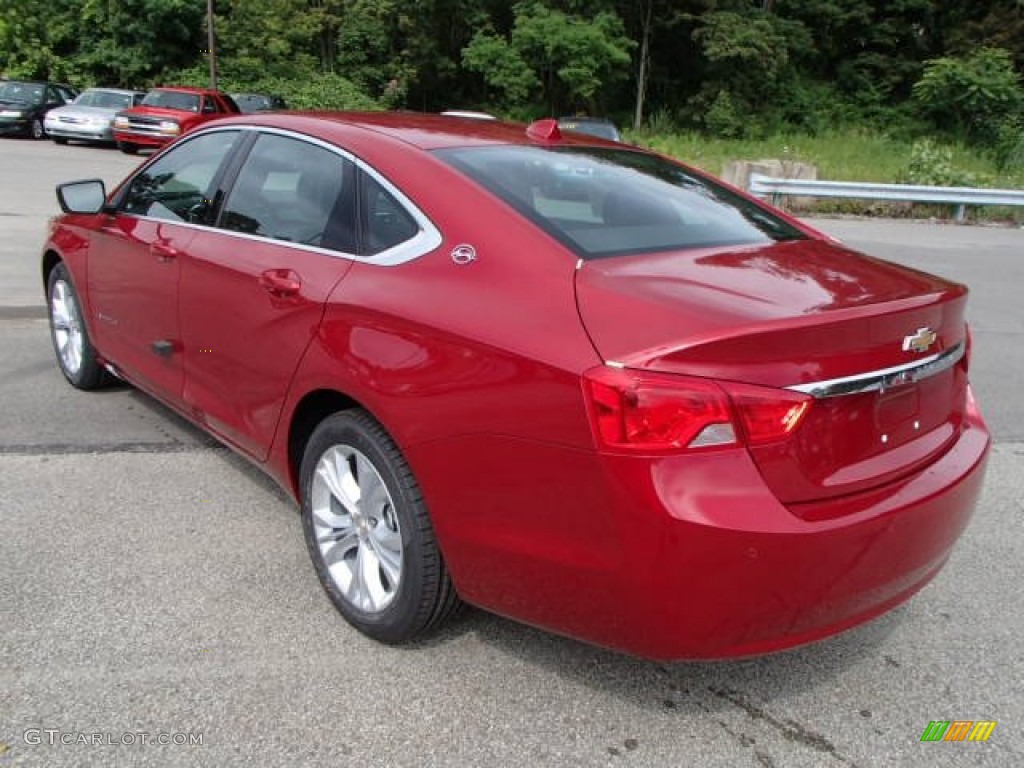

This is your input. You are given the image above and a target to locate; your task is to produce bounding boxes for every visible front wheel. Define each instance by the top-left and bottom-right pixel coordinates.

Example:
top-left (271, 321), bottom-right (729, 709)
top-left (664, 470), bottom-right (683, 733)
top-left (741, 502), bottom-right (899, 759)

top-left (52, 136), bottom-right (68, 145)
top-left (118, 141), bottom-right (137, 155)
top-left (300, 410), bottom-right (461, 643)
top-left (47, 263), bottom-right (107, 389)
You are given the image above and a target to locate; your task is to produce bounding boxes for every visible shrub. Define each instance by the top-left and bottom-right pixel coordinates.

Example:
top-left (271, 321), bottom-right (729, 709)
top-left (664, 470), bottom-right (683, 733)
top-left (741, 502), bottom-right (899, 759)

top-left (913, 48), bottom-right (1023, 143)
top-left (902, 139), bottom-right (978, 187)
top-left (703, 90), bottom-right (746, 138)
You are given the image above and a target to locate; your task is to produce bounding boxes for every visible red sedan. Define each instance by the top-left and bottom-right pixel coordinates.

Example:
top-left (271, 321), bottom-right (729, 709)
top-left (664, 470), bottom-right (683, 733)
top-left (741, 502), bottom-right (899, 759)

top-left (42, 113), bottom-right (989, 659)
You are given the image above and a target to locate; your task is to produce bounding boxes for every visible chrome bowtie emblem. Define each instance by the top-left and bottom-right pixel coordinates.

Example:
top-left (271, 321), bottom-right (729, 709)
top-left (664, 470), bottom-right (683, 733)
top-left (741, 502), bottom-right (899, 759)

top-left (451, 244), bottom-right (477, 265)
top-left (902, 327), bottom-right (937, 354)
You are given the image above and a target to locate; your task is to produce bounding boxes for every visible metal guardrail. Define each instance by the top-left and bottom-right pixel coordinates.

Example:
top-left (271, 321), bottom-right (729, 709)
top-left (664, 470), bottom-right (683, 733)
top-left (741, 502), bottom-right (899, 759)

top-left (748, 173), bottom-right (1024, 221)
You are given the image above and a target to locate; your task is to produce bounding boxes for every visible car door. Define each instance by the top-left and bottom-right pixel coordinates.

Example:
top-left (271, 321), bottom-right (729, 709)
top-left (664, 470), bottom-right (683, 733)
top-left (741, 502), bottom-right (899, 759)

top-left (179, 131), bottom-right (358, 459)
top-left (87, 129), bottom-right (243, 404)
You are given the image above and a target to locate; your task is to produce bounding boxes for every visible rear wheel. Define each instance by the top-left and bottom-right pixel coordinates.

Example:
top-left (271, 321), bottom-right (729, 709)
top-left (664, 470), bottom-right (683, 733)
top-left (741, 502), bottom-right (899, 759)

top-left (30, 118), bottom-right (45, 140)
top-left (47, 263), bottom-right (107, 389)
top-left (118, 141), bottom-right (137, 155)
top-left (300, 410), bottom-right (460, 643)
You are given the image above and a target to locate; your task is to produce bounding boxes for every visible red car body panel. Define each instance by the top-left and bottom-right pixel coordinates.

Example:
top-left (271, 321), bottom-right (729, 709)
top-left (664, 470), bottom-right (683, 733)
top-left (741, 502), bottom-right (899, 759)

top-left (405, 409), bottom-right (987, 658)
top-left (42, 112), bottom-right (991, 659)
top-left (178, 230), bottom-right (354, 460)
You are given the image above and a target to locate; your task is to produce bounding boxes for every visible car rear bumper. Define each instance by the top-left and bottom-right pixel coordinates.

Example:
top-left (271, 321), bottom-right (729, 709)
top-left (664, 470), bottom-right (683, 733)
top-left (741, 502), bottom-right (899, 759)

top-left (611, 418), bottom-right (988, 659)
top-left (411, 400), bottom-right (990, 660)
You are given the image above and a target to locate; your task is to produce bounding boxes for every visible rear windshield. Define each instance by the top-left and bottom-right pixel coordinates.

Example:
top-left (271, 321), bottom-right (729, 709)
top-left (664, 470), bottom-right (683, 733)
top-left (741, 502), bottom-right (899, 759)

top-left (436, 146), bottom-right (805, 259)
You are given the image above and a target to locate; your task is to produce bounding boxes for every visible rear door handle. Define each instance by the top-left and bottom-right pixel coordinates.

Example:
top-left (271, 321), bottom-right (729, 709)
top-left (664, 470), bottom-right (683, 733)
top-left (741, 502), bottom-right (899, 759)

top-left (259, 269), bottom-right (302, 297)
top-left (151, 241), bottom-right (179, 262)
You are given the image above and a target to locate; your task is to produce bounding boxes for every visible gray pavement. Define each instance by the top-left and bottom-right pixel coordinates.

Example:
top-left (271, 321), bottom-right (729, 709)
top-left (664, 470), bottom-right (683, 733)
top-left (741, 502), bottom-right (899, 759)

top-left (1, 140), bottom-right (1022, 767)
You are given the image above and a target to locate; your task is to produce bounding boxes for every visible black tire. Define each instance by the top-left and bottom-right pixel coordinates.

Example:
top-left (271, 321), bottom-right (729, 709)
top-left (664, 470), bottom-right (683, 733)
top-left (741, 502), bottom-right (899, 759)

top-left (31, 118), bottom-right (45, 140)
top-left (53, 136), bottom-right (68, 145)
top-left (118, 141), bottom-right (138, 155)
top-left (300, 410), bottom-right (460, 643)
top-left (46, 262), bottom-right (107, 390)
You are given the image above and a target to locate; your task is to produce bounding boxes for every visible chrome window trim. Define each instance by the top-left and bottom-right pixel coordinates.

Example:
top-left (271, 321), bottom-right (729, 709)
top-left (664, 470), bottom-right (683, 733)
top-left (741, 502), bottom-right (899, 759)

top-left (787, 341), bottom-right (965, 399)
top-left (120, 124), bottom-right (443, 266)
top-left (222, 125), bottom-right (442, 265)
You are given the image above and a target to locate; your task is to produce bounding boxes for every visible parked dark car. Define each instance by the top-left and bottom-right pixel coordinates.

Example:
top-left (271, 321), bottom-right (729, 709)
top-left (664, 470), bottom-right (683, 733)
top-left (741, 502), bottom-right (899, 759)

top-left (43, 113), bottom-right (989, 660)
top-left (0, 80), bottom-right (77, 139)
top-left (557, 116), bottom-right (622, 141)
top-left (232, 93), bottom-right (288, 113)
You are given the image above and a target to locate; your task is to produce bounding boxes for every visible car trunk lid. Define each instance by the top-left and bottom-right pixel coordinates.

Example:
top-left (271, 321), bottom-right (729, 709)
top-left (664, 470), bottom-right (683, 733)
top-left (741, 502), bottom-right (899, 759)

top-left (575, 238), bottom-right (969, 507)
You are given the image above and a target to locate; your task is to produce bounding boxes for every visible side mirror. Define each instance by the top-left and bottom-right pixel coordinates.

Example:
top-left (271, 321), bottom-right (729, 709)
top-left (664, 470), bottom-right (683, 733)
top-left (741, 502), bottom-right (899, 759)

top-left (56, 179), bottom-right (107, 214)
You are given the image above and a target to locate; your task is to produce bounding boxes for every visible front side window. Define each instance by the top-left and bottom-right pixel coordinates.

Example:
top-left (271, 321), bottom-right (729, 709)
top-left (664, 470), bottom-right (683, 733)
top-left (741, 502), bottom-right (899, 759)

top-left (220, 133), bottom-right (356, 249)
top-left (437, 146), bottom-right (805, 259)
top-left (121, 130), bottom-right (240, 222)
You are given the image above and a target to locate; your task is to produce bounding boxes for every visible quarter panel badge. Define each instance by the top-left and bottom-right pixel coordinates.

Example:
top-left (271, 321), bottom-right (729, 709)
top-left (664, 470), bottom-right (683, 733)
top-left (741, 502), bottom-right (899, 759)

top-left (451, 244), bottom-right (477, 265)
top-left (902, 327), bottom-right (937, 354)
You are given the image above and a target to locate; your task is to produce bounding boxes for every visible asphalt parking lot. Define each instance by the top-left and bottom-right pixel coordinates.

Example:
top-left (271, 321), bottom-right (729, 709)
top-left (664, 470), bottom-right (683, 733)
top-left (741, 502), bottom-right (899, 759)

top-left (1, 139), bottom-right (1021, 767)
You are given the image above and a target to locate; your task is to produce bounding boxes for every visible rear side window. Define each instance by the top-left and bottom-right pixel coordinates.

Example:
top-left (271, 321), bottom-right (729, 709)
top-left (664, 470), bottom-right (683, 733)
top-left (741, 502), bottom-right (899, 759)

top-left (437, 146), bottom-right (805, 259)
top-left (121, 130), bottom-right (241, 222)
top-left (220, 133), bottom-right (357, 251)
top-left (361, 175), bottom-right (419, 255)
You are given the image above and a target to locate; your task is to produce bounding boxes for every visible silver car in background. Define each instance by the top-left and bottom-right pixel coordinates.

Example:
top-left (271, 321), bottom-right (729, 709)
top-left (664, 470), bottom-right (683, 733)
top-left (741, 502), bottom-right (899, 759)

top-left (44, 88), bottom-right (146, 145)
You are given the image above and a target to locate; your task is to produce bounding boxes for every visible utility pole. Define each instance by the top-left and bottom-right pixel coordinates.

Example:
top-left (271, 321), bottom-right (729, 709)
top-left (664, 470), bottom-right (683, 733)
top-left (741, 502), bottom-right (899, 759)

top-left (206, 0), bottom-right (218, 90)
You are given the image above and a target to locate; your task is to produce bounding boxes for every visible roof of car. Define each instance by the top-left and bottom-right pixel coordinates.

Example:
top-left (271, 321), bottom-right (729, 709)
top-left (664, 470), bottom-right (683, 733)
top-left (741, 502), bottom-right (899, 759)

top-left (207, 111), bottom-right (623, 151)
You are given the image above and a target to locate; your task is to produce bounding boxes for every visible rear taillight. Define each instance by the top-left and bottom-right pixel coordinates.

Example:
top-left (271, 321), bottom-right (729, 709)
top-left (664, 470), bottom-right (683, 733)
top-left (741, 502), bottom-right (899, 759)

top-left (720, 382), bottom-right (811, 447)
top-left (582, 366), bottom-right (811, 453)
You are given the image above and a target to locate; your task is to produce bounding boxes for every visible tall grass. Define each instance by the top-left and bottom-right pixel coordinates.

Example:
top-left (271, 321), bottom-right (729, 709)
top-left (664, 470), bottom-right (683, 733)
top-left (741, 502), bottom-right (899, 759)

top-left (630, 129), bottom-right (1023, 188)
top-left (629, 128), bottom-right (1023, 222)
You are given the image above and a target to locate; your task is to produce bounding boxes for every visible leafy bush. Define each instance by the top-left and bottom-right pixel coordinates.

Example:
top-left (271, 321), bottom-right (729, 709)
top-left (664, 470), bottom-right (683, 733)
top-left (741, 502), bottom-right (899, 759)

top-left (901, 139), bottom-right (979, 187)
top-left (703, 90), bottom-right (745, 138)
top-left (164, 67), bottom-right (380, 111)
top-left (913, 48), bottom-right (1023, 143)
top-left (263, 74), bottom-right (381, 111)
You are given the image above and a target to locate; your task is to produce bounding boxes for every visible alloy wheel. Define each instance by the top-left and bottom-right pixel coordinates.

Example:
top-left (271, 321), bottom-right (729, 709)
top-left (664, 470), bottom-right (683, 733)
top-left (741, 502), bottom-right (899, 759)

top-left (310, 445), bottom-right (404, 613)
top-left (50, 277), bottom-right (84, 377)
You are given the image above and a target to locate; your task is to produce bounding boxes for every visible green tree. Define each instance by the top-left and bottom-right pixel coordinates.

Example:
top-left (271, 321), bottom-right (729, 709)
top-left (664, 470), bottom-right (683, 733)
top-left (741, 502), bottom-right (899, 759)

top-left (0, 0), bottom-right (79, 81)
top-left (215, 0), bottom-right (321, 82)
top-left (913, 47), bottom-right (1023, 141)
top-left (73, 0), bottom-right (205, 86)
top-left (462, 2), bottom-right (632, 114)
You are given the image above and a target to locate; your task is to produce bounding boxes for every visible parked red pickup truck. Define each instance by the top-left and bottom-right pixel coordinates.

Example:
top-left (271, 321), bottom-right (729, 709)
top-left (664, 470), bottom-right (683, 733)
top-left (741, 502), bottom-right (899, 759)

top-left (112, 86), bottom-right (239, 154)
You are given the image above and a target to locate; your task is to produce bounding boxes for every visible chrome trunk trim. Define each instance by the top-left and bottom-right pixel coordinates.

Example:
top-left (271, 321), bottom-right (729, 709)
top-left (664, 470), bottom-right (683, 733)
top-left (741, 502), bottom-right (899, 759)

top-left (787, 341), bottom-right (965, 399)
